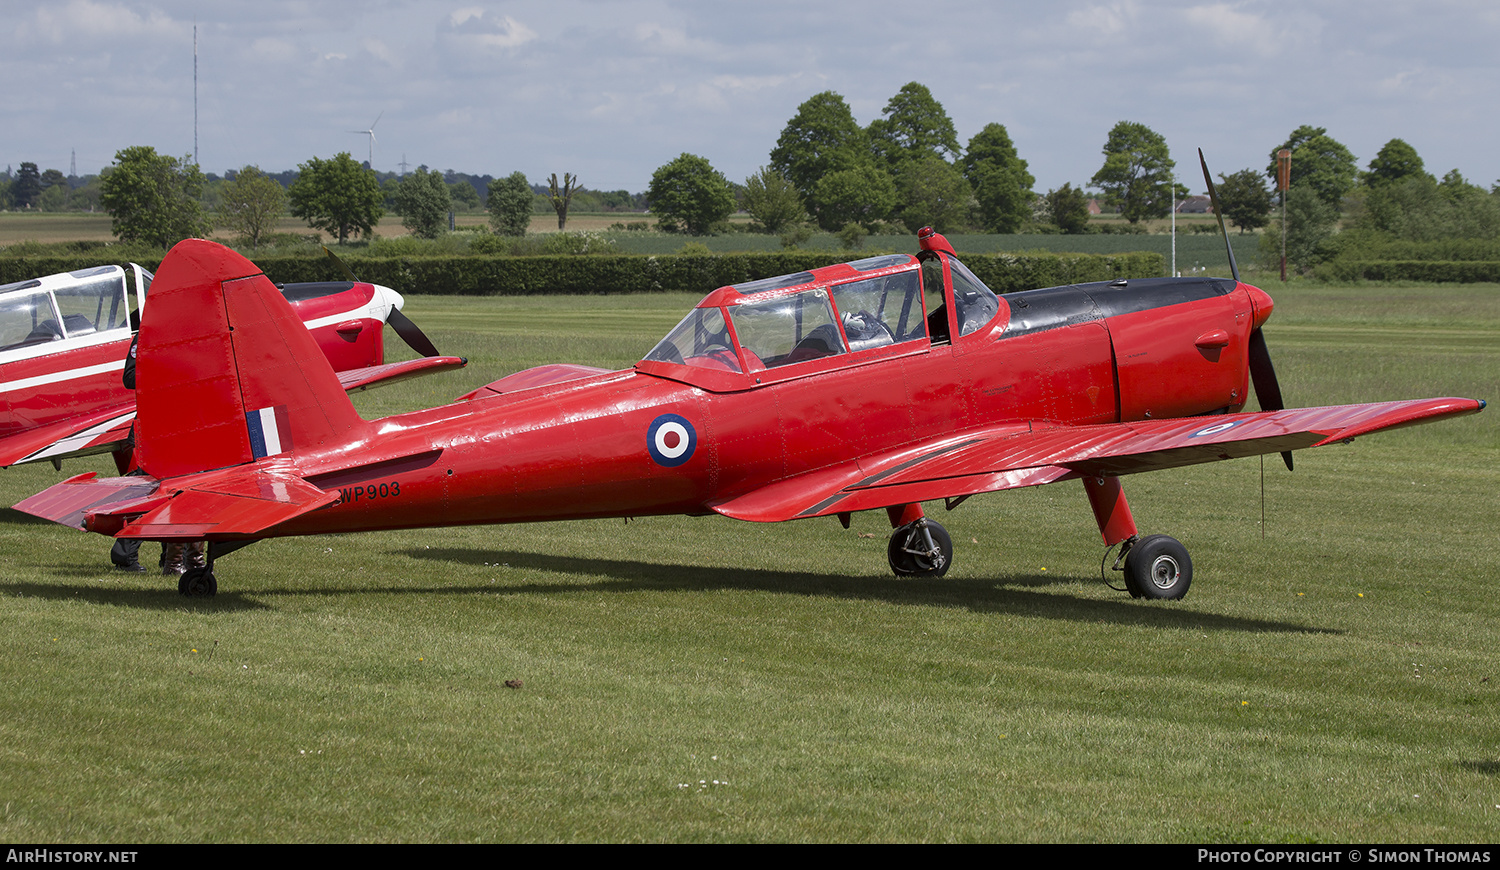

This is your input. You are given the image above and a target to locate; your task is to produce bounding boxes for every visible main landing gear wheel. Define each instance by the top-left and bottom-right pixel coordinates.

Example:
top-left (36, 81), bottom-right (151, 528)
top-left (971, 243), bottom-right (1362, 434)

top-left (1122, 534), bottom-right (1192, 600)
top-left (179, 567), bottom-right (218, 598)
top-left (887, 519), bottom-right (953, 578)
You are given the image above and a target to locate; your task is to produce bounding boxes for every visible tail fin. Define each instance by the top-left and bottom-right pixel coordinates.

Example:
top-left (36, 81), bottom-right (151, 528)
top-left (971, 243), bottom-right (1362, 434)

top-left (135, 240), bottom-right (362, 478)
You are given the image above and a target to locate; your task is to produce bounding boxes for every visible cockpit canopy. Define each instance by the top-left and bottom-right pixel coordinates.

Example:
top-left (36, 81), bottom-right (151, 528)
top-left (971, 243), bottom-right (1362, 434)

top-left (0, 265), bottom-right (144, 354)
top-left (641, 251), bottom-right (1000, 386)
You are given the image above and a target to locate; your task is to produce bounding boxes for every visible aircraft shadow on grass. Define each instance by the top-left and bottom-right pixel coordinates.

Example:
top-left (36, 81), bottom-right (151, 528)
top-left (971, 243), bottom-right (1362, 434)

top-left (388, 545), bottom-right (1341, 636)
top-left (0, 541), bottom-right (1338, 633)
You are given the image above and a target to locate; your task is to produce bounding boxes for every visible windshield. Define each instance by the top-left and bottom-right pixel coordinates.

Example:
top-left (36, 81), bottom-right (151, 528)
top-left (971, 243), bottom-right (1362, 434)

top-left (643, 307), bottom-right (742, 372)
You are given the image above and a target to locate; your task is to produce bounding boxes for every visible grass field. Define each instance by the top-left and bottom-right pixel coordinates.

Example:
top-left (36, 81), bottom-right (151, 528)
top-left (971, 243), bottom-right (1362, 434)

top-left (0, 281), bottom-right (1496, 842)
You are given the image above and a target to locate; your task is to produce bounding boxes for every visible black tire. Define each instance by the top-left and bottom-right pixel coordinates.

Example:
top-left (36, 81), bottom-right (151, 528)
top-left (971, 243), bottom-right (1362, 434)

top-left (1122, 535), bottom-right (1191, 600)
top-left (887, 520), bottom-right (953, 578)
top-left (179, 567), bottom-right (218, 598)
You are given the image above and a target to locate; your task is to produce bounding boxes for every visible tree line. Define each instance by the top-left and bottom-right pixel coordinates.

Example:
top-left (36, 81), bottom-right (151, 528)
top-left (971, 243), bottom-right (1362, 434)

top-left (8, 82), bottom-right (1500, 270)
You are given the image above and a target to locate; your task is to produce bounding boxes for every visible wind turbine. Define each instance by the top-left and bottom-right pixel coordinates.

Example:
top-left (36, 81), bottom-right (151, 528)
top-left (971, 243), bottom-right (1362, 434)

top-left (349, 111), bottom-right (383, 167)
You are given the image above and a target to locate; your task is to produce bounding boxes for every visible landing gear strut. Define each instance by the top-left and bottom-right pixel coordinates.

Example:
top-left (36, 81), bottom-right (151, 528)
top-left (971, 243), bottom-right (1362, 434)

top-left (1084, 475), bottom-right (1193, 600)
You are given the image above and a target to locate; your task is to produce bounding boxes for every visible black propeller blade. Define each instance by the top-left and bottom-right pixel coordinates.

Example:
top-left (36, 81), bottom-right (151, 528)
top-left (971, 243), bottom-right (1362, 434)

top-left (322, 245), bottom-right (359, 282)
top-left (322, 246), bottom-right (442, 358)
top-left (386, 306), bottom-right (441, 358)
top-left (1198, 151), bottom-right (1291, 470)
top-left (1198, 149), bottom-right (1240, 283)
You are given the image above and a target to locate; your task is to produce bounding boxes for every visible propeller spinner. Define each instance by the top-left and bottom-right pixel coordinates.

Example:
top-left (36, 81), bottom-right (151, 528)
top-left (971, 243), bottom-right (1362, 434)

top-left (322, 246), bottom-right (443, 359)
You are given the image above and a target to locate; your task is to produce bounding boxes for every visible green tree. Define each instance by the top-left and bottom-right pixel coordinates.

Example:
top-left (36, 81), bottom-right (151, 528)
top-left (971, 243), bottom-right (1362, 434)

top-left (769, 91), bottom-right (868, 202)
top-left (548, 172), bottom-right (578, 230)
top-left (394, 167), bottom-right (451, 239)
top-left (1267, 126), bottom-right (1359, 209)
top-left (811, 164), bottom-right (896, 231)
top-left (288, 152), bottom-right (383, 244)
top-left (1352, 170), bottom-right (1500, 242)
top-left (893, 154), bottom-right (972, 234)
top-left (1044, 184), bottom-right (1091, 234)
top-left (1365, 138), bottom-right (1430, 188)
top-left (12, 163), bottom-right (42, 209)
top-left (65, 176), bottom-right (101, 212)
top-left (1090, 121), bottom-right (1175, 224)
top-left (868, 82), bottom-right (960, 170)
top-left (447, 179), bottom-right (481, 210)
top-left (217, 165), bottom-right (286, 248)
top-left (1214, 168), bottom-right (1273, 234)
top-left (38, 170), bottom-right (69, 212)
top-left (647, 153), bottom-right (736, 235)
top-left (99, 146), bottom-right (211, 248)
top-left (1260, 185), bottom-right (1339, 273)
top-left (962, 123), bottom-right (1035, 233)
top-left (741, 166), bottom-right (806, 234)
top-left (487, 172), bottom-right (534, 236)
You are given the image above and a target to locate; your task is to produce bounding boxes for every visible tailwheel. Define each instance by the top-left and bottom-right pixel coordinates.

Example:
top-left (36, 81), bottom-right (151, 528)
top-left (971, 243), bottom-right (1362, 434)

top-left (1121, 534), bottom-right (1192, 600)
top-left (887, 519), bottom-right (953, 578)
top-left (179, 566), bottom-right (218, 598)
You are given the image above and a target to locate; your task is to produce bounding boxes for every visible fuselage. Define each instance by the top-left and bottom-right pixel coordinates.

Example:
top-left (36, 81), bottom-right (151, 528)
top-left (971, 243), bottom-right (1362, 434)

top-left (264, 253), bottom-right (1271, 539)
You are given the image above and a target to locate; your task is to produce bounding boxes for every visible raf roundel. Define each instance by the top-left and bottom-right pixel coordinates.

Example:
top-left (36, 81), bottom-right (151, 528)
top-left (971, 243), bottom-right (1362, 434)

top-left (647, 413), bottom-right (697, 467)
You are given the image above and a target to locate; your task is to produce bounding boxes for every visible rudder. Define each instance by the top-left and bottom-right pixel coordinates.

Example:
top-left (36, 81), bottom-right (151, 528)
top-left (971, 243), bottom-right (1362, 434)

top-left (135, 240), bottom-right (362, 478)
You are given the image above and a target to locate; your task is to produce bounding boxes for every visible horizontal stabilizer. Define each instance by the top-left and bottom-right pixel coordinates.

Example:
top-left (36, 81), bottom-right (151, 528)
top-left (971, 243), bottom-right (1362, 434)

top-left (116, 471), bottom-right (340, 540)
top-left (13, 472), bottom-right (163, 531)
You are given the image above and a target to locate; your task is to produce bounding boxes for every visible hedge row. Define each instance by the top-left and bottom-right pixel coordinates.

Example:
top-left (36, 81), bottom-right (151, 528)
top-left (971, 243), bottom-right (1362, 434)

top-left (1, 250), bottom-right (1165, 296)
top-left (1314, 259), bottom-right (1500, 283)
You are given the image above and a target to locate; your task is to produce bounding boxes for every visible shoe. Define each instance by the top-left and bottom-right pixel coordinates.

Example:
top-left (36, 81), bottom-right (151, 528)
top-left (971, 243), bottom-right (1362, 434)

top-left (162, 543), bottom-right (185, 576)
top-left (114, 562), bottom-right (147, 573)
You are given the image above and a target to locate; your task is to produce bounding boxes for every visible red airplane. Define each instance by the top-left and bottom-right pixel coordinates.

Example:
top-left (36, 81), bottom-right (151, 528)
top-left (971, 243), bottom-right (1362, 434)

top-left (0, 258), bottom-right (462, 472)
top-left (14, 227), bottom-right (1485, 599)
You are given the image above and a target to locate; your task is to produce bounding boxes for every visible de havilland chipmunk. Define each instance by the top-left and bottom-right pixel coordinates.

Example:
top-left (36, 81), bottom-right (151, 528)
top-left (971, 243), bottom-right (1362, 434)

top-left (13, 157), bottom-right (1485, 599)
top-left (0, 254), bottom-right (463, 472)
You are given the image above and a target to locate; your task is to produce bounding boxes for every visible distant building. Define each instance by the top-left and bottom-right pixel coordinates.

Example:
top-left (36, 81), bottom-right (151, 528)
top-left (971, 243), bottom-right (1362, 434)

top-left (1175, 195), bottom-right (1212, 214)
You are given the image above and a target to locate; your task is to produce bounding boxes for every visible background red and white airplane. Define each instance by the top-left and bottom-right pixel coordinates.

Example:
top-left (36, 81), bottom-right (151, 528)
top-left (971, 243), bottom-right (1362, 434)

top-left (0, 258), bottom-right (462, 471)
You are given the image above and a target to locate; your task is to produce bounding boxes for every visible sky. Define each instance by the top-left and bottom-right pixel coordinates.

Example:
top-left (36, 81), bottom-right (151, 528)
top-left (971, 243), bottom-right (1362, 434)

top-left (5, 0), bottom-right (1499, 196)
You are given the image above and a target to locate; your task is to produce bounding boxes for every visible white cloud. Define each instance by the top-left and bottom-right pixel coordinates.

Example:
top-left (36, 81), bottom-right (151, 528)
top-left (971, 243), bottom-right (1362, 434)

top-left (443, 9), bottom-right (537, 50)
top-left (20, 0), bottom-right (181, 44)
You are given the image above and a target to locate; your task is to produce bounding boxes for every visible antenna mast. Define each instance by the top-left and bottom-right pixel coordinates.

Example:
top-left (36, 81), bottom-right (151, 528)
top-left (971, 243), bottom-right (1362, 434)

top-left (193, 21), bottom-right (199, 166)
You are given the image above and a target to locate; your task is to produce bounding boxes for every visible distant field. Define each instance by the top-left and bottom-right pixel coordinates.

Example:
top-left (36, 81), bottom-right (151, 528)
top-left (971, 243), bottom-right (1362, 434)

top-left (1, 211), bottom-right (1259, 274)
top-left (0, 283), bottom-right (1495, 842)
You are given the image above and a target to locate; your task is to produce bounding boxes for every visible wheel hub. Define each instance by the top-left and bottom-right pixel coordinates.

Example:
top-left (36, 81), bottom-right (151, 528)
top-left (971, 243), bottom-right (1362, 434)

top-left (1149, 555), bottom-right (1180, 589)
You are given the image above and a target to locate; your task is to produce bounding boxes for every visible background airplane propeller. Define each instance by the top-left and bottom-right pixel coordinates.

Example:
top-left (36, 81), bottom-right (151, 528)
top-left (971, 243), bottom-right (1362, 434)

top-left (322, 246), bottom-right (442, 359)
top-left (1199, 149), bottom-right (1291, 470)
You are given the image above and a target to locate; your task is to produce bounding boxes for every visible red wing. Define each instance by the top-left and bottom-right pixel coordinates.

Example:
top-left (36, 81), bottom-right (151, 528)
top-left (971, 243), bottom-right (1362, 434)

top-left (711, 398), bottom-right (1484, 523)
top-left (336, 356), bottom-right (467, 393)
top-left (0, 407), bottom-right (137, 469)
